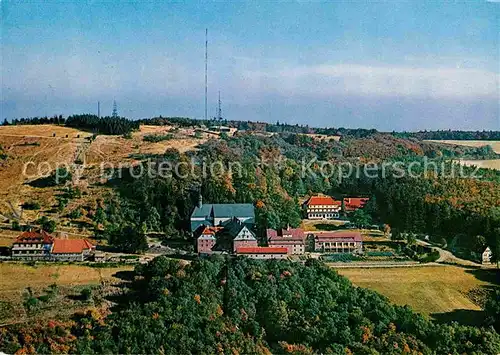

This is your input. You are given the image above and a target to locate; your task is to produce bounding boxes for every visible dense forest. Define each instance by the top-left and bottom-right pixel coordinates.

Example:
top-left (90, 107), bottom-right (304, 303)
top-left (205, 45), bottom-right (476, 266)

top-left (393, 130), bottom-right (500, 141)
top-left (1, 257), bottom-right (499, 354)
top-left (65, 114), bottom-right (139, 135)
top-left (2, 115), bottom-right (65, 126)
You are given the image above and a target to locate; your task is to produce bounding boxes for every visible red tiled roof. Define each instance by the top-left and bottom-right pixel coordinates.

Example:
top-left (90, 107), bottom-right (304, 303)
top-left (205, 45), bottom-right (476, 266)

top-left (306, 196), bottom-right (341, 206)
top-left (312, 231), bottom-right (363, 242)
top-left (15, 230), bottom-right (54, 244)
top-left (267, 227), bottom-right (305, 241)
top-left (236, 247), bottom-right (288, 254)
top-left (52, 239), bottom-right (95, 254)
top-left (201, 226), bottom-right (222, 235)
top-left (343, 197), bottom-right (369, 211)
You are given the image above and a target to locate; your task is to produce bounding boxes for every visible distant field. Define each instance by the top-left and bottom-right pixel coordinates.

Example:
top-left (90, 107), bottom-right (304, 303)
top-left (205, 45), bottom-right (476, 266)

top-left (426, 140), bottom-right (500, 154)
top-left (458, 159), bottom-right (500, 170)
top-left (337, 265), bottom-right (496, 322)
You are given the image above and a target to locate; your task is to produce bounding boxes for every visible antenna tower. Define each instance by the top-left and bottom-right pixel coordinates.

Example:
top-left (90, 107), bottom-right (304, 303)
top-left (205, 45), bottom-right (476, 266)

top-left (204, 28), bottom-right (208, 121)
top-left (112, 100), bottom-right (118, 118)
top-left (217, 91), bottom-right (222, 120)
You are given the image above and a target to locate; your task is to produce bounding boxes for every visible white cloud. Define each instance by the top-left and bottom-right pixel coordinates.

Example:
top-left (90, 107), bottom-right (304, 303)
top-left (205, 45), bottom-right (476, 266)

top-left (240, 64), bottom-right (499, 98)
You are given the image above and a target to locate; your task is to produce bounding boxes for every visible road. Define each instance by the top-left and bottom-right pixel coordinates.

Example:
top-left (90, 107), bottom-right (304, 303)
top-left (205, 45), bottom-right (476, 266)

top-left (417, 239), bottom-right (484, 267)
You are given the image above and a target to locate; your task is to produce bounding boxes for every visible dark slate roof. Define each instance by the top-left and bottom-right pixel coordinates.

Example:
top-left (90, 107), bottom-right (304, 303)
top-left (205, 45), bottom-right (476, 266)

top-left (191, 204), bottom-right (214, 218)
top-left (220, 218), bottom-right (255, 239)
top-left (191, 203), bottom-right (254, 219)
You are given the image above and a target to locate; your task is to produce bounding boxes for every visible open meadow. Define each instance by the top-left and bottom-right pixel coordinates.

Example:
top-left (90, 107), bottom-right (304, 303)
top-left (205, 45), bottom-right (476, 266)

top-left (0, 262), bottom-right (133, 325)
top-left (336, 265), bottom-right (498, 324)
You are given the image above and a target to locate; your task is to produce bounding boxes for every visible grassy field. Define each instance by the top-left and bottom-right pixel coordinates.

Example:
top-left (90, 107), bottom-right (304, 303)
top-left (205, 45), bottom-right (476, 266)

top-left (458, 159), bottom-right (500, 170)
top-left (337, 265), bottom-right (497, 324)
top-left (426, 139), bottom-right (500, 154)
top-left (0, 262), bottom-right (133, 324)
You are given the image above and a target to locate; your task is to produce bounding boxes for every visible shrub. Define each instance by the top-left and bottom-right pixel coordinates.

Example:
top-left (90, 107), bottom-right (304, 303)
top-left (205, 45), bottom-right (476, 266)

top-left (80, 288), bottom-right (92, 301)
top-left (12, 220), bottom-right (21, 231)
top-left (23, 201), bottom-right (41, 210)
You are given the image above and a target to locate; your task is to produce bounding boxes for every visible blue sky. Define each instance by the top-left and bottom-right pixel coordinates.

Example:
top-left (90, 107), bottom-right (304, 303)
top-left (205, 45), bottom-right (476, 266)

top-left (1, 1), bottom-right (499, 130)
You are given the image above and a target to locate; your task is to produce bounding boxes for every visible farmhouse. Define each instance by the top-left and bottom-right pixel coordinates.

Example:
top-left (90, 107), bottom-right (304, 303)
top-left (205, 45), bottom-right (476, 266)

top-left (190, 195), bottom-right (255, 232)
top-left (311, 231), bottom-right (363, 254)
top-left (236, 246), bottom-right (288, 259)
top-left (11, 229), bottom-right (95, 261)
top-left (266, 226), bottom-right (306, 254)
top-left (304, 195), bottom-right (341, 219)
top-left (343, 197), bottom-right (369, 213)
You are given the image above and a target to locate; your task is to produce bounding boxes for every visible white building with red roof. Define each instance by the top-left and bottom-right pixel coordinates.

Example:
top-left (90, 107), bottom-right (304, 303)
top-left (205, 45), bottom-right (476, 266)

top-left (11, 229), bottom-right (95, 261)
top-left (11, 229), bottom-right (54, 259)
top-left (304, 195), bottom-right (341, 219)
top-left (51, 238), bottom-right (96, 261)
top-left (235, 246), bottom-right (288, 259)
top-left (266, 226), bottom-right (306, 254)
top-left (311, 231), bottom-right (363, 254)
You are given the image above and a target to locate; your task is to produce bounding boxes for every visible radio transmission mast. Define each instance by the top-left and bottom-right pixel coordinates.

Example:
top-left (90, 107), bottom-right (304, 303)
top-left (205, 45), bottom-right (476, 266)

top-left (217, 91), bottom-right (222, 120)
top-left (112, 100), bottom-right (118, 118)
top-left (204, 28), bottom-right (208, 121)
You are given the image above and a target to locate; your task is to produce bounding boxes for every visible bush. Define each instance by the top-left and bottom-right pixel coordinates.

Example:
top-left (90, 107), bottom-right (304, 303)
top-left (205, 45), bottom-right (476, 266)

top-left (23, 201), bottom-right (41, 210)
top-left (80, 288), bottom-right (92, 301)
top-left (12, 220), bottom-right (21, 231)
top-left (69, 208), bottom-right (82, 219)
top-left (23, 297), bottom-right (39, 311)
top-left (37, 216), bottom-right (56, 233)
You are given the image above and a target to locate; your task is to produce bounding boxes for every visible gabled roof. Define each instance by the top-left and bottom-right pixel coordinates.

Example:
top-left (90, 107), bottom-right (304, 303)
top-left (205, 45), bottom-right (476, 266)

top-left (236, 247), bottom-right (288, 254)
top-left (306, 196), bottom-right (340, 206)
top-left (343, 197), bottom-right (369, 211)
top-left (15, 230), bottom-right (54, 244)
top-left (191, 203), bottom-right (255, 219)
top-left (51, 239), bottom-right (95, 254)
top-left (219, 218), bottom-right (256, 240)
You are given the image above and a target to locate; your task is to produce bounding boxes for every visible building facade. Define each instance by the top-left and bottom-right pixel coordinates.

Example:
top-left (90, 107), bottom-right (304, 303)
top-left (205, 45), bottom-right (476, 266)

top-left (11, 230), bottom-right (54, 259)
top-left (232, 224), bottom-right (258, 252)
top-left (304, 196), bottom-right (341, 219)
top-left (311, 231), bottom-right (363, 254)
top-left (51, 238), bottom-right (96, 261)
top-left (236, 247), bottom-right (288, 259)
top-left (196, 226), bottom-right (220, 255)
top-left (267, 226), bottom-right (306, 254)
